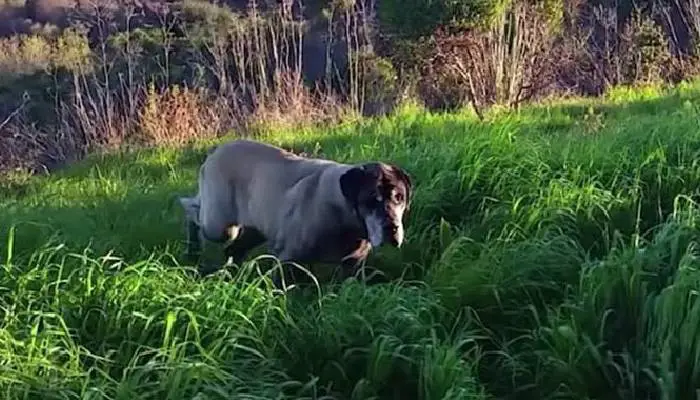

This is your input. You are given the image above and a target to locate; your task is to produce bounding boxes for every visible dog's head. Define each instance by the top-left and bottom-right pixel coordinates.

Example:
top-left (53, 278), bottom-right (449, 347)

top-left (340, 162), bottom-right (413, 248)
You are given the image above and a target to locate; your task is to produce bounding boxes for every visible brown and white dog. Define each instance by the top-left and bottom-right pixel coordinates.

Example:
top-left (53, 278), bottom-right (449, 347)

top-left (178, 139), bottom-right (413, 288)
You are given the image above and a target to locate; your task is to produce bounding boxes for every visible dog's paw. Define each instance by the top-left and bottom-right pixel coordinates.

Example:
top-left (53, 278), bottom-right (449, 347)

top-left (196, 262), bottom-right (222, 277)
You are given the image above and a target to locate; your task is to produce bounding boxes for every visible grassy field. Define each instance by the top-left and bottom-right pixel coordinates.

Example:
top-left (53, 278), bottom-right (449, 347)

top-left (2, 80), bottom-right (700, 399)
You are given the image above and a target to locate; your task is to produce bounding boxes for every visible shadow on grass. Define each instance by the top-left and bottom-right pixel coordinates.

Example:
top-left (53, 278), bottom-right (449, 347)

top-left (1, 182), bottom-right (188, 261)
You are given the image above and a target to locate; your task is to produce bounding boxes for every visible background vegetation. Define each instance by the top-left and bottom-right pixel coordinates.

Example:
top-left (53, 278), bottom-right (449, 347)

top-left (0, 0), bottom-right (699, 173)
top-left (2, 0), bottom-right (700, 399)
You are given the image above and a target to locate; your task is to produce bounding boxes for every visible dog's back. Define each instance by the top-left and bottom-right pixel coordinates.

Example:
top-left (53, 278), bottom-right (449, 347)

top-left (206, 139), bottom-right (335, 188)
top-left (196, 139), bottom-right (345, 242)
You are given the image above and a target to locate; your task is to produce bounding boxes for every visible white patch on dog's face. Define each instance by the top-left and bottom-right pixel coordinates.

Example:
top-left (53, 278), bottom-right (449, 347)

top-left (394, 222), bottom-right (405, 247)
top-left (390, 192), bottom-right (407, 247)
top-left (364, 213), bottom-right (385, 248)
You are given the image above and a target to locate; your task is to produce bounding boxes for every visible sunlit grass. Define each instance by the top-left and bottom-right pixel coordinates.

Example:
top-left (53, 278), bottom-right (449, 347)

top-left (2, 80), bottom-right (700, 399)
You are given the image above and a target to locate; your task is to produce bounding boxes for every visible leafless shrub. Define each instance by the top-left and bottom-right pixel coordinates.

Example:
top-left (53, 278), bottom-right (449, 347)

top-left (415, 41), bottom-right (471, 112)
top-left (0, 114), bottom-right (81, 175)
top-left (0, 0), bottom-right (377, 176)
top-left (58, 22), bottom-right (131, 152)
top-left (556, 4), bottom-right (675, 96)
top-left (420, 1), bottom-right (561, 115)
top-left (673, 0), bottom-right (700, 53)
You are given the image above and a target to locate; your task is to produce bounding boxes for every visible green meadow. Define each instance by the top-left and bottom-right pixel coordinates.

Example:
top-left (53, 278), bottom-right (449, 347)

top-left (2, 81), bottom-right (700, 399)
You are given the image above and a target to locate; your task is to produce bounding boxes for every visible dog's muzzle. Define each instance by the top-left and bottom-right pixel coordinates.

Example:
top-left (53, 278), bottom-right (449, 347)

top-left (364, 212), bottom-right (405, 249)
top-left (386, 223), bottom-right (404, 247)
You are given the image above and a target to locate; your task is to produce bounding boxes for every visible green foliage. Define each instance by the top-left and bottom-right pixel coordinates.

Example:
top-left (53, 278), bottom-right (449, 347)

top-left (0, 27), bottom-right (91, 125)
top-left (377, 0), bottom-right (564, 39)
top-left (358, 52), bottom-right (400, 115)
top-left (602, 9), bottom-right (674, 86)
top-left (376, 0), bottom-right (491, 39)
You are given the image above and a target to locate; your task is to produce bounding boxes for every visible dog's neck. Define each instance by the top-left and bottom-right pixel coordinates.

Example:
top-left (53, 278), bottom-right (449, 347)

top-left (315, 171), bottom-right (373, 263)
top-left (324, 166), bottom-right (368, 233)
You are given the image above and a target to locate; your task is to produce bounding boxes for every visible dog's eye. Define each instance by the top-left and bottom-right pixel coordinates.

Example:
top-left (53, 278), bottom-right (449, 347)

top-left (394, 193), bottom-right (404, 203)
top-left (366, 194), bottom-right (382, 207)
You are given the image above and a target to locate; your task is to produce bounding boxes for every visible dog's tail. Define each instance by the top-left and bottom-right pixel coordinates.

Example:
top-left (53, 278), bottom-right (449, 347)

top-left (205, 144), bottom-right (219, 157)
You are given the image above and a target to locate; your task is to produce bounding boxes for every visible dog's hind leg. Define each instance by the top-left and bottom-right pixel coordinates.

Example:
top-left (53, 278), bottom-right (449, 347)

top-left (179, 196), bottom-right (203, 263)
top-left (196, 184), bottom-right (243, 276)
top-left (185, 218), bottom-right (203, 262)
top-left (267, 247), bottom-right (299, 291)
top-left (337, 240), bottom-right (373, 282)
top-left (224, 226), bottom-right (267, 267)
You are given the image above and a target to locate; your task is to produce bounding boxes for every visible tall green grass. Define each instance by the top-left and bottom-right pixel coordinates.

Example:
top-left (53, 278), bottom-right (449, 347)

top-left (2, 80), bottom-right (700, 399)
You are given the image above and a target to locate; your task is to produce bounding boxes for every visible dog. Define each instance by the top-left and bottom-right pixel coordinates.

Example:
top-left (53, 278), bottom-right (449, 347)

top-left (178, 139), bottom-right (413, 289)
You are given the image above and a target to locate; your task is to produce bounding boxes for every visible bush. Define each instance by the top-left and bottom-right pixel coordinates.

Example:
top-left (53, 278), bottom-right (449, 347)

top-left (411, 0), bottom-right (564, 112)
top-left (377, 0), bottom-right (513, 40)
top-left (555, 5), bottom-right (674, 96)
top-left (356, 52), bottom-right (400, 116)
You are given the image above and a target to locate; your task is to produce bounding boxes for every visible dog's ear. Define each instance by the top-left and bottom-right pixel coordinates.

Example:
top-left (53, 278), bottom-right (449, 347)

top-left (390, 165), bottom-right (413, 210)
top-left (340, 166), bottom-right (368, 206)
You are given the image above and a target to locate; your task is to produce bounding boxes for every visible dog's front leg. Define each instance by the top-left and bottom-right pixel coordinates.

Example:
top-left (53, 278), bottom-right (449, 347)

top-left (267, 244), bottom-right (295, 291)
top-left (268, 259), bottom-right (298, 291)
top-left (269, 241), bottom-right (317, 291)
top-left (338, 240), bottom-right (372, 282)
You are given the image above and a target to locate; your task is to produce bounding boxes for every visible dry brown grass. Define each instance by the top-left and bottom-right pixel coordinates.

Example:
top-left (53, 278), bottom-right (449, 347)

top-left (244, 71), bottom-right (354, 134)
top-left (138, 83), bottom-right (226, 146)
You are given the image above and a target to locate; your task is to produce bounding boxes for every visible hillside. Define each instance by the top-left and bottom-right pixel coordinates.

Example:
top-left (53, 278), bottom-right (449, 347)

top-left (1, 80), bottom-right (700, 399)
top-left (1, 0), bottom-right (700, 175)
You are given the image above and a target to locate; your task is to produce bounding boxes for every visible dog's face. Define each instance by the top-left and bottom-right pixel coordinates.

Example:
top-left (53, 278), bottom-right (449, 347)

top-left (340, 162), bottom-right (413, 248)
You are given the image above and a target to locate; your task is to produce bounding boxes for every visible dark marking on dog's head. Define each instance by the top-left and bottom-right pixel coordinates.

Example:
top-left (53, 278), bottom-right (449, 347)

top-left (340, 162), bottom-right (413, 248)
